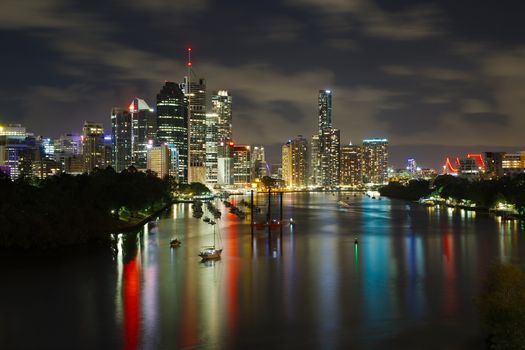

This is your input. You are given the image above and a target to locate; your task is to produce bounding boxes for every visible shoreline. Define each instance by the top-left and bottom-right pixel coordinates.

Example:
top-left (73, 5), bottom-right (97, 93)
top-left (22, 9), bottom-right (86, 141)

top-left (381, 195), bottom-right (524, 220)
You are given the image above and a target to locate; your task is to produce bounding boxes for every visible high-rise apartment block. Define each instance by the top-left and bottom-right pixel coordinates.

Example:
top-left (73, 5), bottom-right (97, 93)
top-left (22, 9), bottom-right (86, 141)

top-left (340, 144), bottom-right (362, 186)
top-left (309, 134), bottom-right (321, 187)
top-left (282, 135), bottom-right (308, 189)
top-left (362, 138), bottom-right (389, 184)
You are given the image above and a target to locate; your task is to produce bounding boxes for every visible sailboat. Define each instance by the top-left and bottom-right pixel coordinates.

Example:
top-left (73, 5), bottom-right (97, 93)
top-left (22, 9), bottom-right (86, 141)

top-left (198, 222), bottom-right (223, 260)
top-left (170, 221), bottom-right (182, 248)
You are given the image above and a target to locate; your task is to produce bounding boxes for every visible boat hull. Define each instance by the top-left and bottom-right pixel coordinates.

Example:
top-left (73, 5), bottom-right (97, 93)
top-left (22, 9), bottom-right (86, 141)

top-left (199, 248), bottom-right (223, 260)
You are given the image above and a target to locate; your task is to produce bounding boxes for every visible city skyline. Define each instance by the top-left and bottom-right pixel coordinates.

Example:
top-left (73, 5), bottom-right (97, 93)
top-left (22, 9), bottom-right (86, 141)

top-left (1, 1), bottom-right (524, 170)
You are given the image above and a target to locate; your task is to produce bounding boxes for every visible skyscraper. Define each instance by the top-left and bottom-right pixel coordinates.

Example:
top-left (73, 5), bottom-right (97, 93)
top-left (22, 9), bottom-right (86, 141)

top-left (282, 135), bottom-right (308, 189)
top-left (340, 144), bottom-right (362, 186)
top-left (320, 128), bottom-right (340, 187)
top-left (82, 121), bottom-right (108, 173)
top-left (205, 112), bottom-right (219, 184)
top-left (252, 146), bottom-right (268, 179)
top-left (318, 90), bottom-right (332, 133)
top-left (362, 138), bottom-right (389, 184)
top-left (310, 134), bottom-right (321, 187)
top-left (156, 82), bottom-right (189, 183)
top-left (211, 90), bottom-right (233, 143)
top-left (130, 98), bottom-right (156, 170)
top-left (111, 107), bottom-right (132, 172)
top-left (183, 77), bottom-right (207, 183)
top-left (217, 140), bottom-right (234, 186)
top-left (317, 89), bottom-right (340, 188)
top-left (233, 144), bottom-right (251, 187)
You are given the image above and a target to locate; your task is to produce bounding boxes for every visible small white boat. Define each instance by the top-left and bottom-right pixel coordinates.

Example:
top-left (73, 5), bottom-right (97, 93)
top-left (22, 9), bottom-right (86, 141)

top-left (198, 246), bottom-right (223, 260)
top-left (198, 224), bottom-right (223, 261)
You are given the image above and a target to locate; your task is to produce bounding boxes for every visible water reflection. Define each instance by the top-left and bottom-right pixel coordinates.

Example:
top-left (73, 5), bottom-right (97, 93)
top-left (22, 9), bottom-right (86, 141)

top-left (101, 195), bottom-right (525, 349)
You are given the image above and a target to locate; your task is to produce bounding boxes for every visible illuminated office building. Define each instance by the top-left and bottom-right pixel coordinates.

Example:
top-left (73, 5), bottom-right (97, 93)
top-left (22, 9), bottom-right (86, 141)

top-left (252, 145), bottom-right (268, 179)
top-left (130, 98), bottom-right (156, 170)
top-left (147, 144), bottom-right (171, 178)
top-left (0, 124), bottom-right (27, 179)
top-left (54, 133), bottom-right (82, 173)
top-left (502, 151), bottom-right (525, 175)
top-left (211, 90), bottom-right (232, 143)
top-left (318, 90), bottom-right (332, 133)
top-left (233, 144), bottom-right (251, 187)
top-left (320, 128), bottom-right (340, 188)
top-left (362, 138), bottom-right (389, 184)
top-left (340, 144), bottom-right (362, 186)
top-left (82, 121), bottom-right (109, 173)
top-left (156, 82), bottom-right (188, 183)
top-left (217, 140), bottom-right (234, 186)
top-left (111, 107), bottom-right (132, 172)
top-left (182, 77), bottom-right (207, 183)
top-left (309, 134), bottom-right (321, 187)
top-left (205, 112), bottom-right (219, 184)
top-left (282, 135), bottom-right (308, 188)
top-left (317, 90), bottom-right (340, 187)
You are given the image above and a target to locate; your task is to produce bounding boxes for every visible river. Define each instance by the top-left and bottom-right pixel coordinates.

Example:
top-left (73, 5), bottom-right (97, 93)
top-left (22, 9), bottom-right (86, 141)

top-left (1, 192), bottom-right (524, 349)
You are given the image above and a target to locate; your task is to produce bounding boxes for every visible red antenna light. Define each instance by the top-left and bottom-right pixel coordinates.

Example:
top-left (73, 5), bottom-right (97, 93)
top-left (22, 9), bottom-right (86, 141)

top-left (187, 47), bottom-right (192, 67)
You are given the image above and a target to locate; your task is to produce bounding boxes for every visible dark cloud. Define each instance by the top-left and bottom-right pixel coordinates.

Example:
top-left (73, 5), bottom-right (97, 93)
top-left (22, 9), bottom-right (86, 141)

top-left (1, 0), bottom-right (525, 165)
top-left (269, 100), bottom-right (306, 124)
top-left (462, 112), bottom-right (509, 126)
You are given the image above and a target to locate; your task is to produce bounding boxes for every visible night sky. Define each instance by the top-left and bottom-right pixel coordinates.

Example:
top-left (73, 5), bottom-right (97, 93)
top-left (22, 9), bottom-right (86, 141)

top-left (1, 0), bottom-right (524, 169)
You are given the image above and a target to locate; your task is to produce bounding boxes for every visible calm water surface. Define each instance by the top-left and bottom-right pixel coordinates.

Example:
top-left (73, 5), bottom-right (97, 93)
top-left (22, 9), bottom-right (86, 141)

top-left (1, 193), bottom-right (525, 349)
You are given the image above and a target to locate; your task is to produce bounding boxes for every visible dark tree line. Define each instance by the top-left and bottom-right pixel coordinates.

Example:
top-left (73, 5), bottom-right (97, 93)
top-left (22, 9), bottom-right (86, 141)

top-left (379, 179), bottom-right (432, 201)
top-left (0, 167), bottom-right (172, 249)
top-left (380, 174), bottom-right (525, 214)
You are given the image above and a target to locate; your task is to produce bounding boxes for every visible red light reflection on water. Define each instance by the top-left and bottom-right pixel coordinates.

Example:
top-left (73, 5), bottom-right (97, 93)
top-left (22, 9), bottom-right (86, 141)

top-left (123, 258), bottom-right (140, 350)
top-left (442, 232), bottom-right (457, 315)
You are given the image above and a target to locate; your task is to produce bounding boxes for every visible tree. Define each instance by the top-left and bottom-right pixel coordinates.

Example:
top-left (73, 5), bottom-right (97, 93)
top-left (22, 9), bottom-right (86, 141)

top-left (261, 176), bottom-right (276, 189)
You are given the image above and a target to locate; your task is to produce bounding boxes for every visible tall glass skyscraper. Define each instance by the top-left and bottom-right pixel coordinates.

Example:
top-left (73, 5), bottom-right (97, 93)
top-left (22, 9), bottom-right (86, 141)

top-left (111, 107), bottom-right (132, 172)
top-left (182, 77), bottom-right (207, 182)
top-left (318, 90), bottom-right (332, 133)
top-left (212, 90), bottom-right (232, 143)
top-left (156, 82), bottom-right (189, 183)
top-left (130, 98), bottom-right (156, 170)
top-left (317, 89), bottom-right (339, 188)
top-left (205, 112), bottom-right (219, 184)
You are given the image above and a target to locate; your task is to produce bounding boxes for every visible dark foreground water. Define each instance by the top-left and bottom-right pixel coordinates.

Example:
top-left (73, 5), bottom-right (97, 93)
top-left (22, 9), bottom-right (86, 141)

top-left (1, 192), bottom-right (525, 350)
